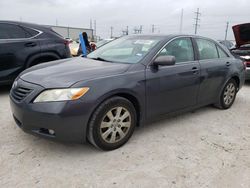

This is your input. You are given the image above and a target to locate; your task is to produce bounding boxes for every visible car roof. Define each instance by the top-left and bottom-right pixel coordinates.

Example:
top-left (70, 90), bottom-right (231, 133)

top-left (126, 34), bottom-right (211, 40)
top-left (0, 20), bottom-right (51, 31)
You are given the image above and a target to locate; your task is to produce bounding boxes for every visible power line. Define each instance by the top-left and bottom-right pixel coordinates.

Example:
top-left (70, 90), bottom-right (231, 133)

top-left (225, 21), bottom-right (229, 40)
top-left (194, 8), bottom-right (201, 35)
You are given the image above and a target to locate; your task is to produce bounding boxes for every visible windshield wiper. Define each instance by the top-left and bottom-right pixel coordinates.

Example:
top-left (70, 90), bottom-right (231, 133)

top-left (89, 57), bottom-right (111, 62)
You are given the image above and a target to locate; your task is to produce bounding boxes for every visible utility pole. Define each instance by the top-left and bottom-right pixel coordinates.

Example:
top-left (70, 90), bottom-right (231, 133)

top-left (152, 24), bottom-right (155, 33)
top-left (94, 20), bottom-right (96, 39)
top-left (194, 8), bottom-right (201, 35)
top-left (179, 9), bottom-right (184, 33)
top-left (122, 26), bottom-right (129, 36)
top-left (139, 25), bottom-right (143, 34)
top-left (225, 21), bottom-right (229, 40)
top-left (133, 26), bottom-right (142, 34)
top-left (90, 19), bottom-right (92, 29)
top-left (110, 26), bottom-right (113, 38)
top-left (133, 27), bottom-right (138, 34)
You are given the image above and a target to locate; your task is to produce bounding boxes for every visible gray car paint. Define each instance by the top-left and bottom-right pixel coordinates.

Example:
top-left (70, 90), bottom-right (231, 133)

top-left (10, 35), bottom-right (245, 143)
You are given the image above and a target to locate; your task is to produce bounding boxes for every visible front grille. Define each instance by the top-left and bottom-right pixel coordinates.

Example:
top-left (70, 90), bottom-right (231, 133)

top-left (11, 86), bottom-right (33, 102)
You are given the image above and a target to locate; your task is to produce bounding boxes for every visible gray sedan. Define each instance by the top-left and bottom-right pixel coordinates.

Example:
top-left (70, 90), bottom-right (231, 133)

top-left (10, 35), bottom-right (245, 150)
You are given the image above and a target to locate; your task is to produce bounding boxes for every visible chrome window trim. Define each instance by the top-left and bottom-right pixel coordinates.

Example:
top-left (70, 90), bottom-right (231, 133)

top-left (0, 23), bottom-right (43, 41)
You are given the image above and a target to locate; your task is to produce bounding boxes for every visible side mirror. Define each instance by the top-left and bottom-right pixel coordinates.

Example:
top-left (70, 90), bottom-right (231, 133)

top-left (153, 55), bottom-right (176, 66)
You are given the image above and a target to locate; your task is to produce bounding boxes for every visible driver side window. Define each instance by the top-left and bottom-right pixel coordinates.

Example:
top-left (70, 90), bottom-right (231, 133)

top-left (158, 38), bottom-right (195, 63)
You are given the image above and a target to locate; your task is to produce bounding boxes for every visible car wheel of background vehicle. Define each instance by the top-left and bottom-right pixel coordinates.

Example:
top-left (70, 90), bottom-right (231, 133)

top-left (87, 96), bottom-right (137, 151)
top-left (27, 56), bottom-right (58, 68)
top-left (214, 79), bottom-right (237, 109)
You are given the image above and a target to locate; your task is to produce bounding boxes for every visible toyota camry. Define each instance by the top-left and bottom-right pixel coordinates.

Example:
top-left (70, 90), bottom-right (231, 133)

top-left (10, 35), bottom-right (245, 150)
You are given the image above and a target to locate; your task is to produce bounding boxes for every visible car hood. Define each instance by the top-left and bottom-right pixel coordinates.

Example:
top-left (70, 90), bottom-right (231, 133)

top-left (232, 23), bottom-right (250, 48)
top-left (20, 57), bottom-right (130, 88)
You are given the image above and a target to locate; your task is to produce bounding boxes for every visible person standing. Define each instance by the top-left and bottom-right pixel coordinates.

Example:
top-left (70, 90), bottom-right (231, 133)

top-left (77, 32), bottom-right (91, 56)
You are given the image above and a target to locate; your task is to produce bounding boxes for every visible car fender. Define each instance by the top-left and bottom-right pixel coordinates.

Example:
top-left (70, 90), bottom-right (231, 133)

top-left (90, 88), bottom-right (145, 122)
top-left (25, 52), bottom-right (60, 68)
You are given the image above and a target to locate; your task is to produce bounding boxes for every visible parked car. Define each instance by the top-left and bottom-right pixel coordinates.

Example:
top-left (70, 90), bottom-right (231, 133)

top-left (96, 38), bottom-right (114, 48)
top-left (231, 23), bottom-right (250, 80)
top-left (0, 21), bottom-right (71, 85)
top-left (69, 40), bottom-right (96, 56)
top-left (69, 41), bottom-right (80, 56)
top-left (10, 35), bottom-right (245, 150)
top-left (219, 40), bottom-right (235, 50)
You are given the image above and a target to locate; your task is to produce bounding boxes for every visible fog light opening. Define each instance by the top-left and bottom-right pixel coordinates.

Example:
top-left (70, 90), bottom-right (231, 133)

top-left (48, 129), bottom-right (55, 135)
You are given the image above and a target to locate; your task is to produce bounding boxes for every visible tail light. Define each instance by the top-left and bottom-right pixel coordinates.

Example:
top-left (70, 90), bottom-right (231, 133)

top-left (64, 40), bottom-right (70, 46)
top-left (245, 61), bottom-right (250, 67)
top-left (243, 61), bottom-right (247, 70)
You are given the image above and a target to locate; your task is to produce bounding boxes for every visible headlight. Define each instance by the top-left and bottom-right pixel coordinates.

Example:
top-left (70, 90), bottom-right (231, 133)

top-left (34, 88), bottom-right (89, 103)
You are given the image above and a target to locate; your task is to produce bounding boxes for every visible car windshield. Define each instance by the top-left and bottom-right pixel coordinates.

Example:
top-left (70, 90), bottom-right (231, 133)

top-left (88, 36), bottom-right (160, 64)
top-left (96, 39), bottom-right (113, 48)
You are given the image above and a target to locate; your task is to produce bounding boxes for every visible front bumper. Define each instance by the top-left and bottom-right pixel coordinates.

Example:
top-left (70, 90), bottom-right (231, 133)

top-left (9, 79), bottom-right (92, 143)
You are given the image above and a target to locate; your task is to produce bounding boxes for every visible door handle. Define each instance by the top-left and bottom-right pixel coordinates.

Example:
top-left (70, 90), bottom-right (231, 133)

top-left (192, 67), bottom-right (199, 74)
top-left (226, 62), bottom-right (231, 67)
top-left (25, 42), bottom-right (37, 47)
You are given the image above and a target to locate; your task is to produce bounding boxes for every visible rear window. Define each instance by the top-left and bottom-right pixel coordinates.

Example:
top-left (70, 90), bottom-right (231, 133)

top-left (217, 46), bottom-right (229, 58)
top-left (50, 28), bottom-right (64, 38)
top-left (23, 27), bottom-right (39, 37)
top-left (196, 38), bottom-right (219, 60)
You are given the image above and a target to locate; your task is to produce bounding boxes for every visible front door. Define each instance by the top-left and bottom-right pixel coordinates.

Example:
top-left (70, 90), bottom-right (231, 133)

top-left (145, 37), bottom-right (200, 119)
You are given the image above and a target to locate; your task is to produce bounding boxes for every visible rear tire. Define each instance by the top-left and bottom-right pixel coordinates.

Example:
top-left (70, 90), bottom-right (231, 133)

top-left (87, 97), bottom-right (137, 151)
top-left (214, 79), bottom-right (237, 109)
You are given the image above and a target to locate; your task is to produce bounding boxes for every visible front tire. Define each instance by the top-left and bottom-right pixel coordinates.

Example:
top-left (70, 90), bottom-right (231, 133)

top-left (215, 79), bottom-right (237, 109)
top-left (87, 97), bottom-right (137, 151)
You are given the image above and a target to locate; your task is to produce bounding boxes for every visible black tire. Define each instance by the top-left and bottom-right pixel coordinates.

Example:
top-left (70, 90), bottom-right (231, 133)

top-left (87, 96), bottom-right (137, 151)
top-left (27, 57), bottom-right (58, 68)
top-left (214, 79), bottom-right (237, 109)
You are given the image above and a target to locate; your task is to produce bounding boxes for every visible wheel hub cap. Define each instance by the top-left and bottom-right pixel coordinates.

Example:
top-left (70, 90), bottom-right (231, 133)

top-left (223, 83), bottom-right (236, 105)
top-left (100, 107), bottom-right (131, 144)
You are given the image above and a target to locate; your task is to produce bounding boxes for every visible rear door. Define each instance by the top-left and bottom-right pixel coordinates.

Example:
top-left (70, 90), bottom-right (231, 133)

top-left (145, 37), bottom-right (200, 119)
top-left (0, 23), bottom-right (40, 82)
top-left (194, 38), bottom-right (232, 105)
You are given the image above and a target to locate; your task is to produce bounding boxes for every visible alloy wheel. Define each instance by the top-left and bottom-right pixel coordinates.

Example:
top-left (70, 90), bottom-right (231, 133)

top-left (223, 83), bottom-right (236, 106)
top-left (100, 107), bottom-right (131, 143)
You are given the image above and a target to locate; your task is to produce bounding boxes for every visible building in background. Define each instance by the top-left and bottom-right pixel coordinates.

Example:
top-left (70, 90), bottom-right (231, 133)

top-left (49, 25), bottom-right (94, 41)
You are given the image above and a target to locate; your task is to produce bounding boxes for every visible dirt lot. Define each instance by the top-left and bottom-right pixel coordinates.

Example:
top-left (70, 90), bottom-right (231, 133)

top-left (0, 83), bottom-right (250, 188)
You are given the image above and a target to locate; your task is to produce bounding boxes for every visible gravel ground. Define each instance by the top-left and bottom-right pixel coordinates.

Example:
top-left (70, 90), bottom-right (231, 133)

top-left (0, 83), bottom-right (250, 188)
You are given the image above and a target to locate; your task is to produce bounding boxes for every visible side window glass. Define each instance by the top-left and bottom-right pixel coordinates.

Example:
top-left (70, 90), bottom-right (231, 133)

top-left (196, 38), bottom-right (219, 60)
top-left (0, 23), bottom-right (9, 39)
top-left (23, 27), bottom-right (39, 37)
top-left (217, 46), bottom-right (229, 58)
top-left (0, 23), bottom-right (28, 39)
top-left (158, 38), bottom-right (194, 63)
